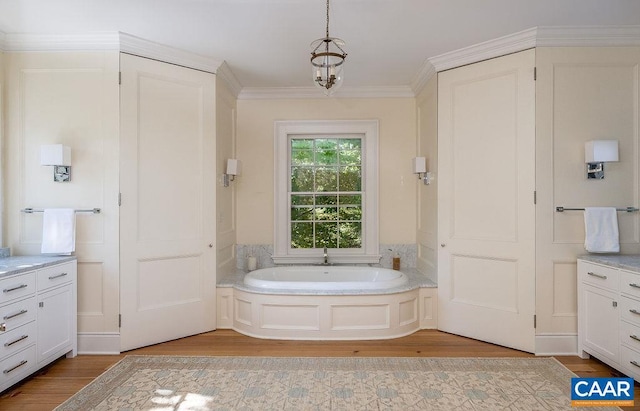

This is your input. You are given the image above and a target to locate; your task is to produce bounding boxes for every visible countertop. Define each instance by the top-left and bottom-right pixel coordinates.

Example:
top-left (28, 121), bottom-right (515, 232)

top-left (0, 255), bottom-right (77, 279)
top-left (217, 266), bottom-right (437, 296)
top-left (578, 254), bottom-right (640, 273)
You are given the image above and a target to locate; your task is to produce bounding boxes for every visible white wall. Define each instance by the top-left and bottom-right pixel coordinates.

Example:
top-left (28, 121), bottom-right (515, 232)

top-left (535, 46), bottom-right (640, 337)
top-left (236, 98), bottom-right (417, 246)
top-left (3, 52), bottom-right (121, 346)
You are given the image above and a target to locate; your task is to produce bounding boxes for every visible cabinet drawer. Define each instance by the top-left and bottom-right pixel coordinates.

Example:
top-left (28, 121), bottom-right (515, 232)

top-left (579, 261), bottom-right (620, 291)
top-left (0, 345), bottom-right (36, 390)
top-left (621, 346), bottom-right (640, 381)
top-left (620, 270), bottom-right (640, 298)
top-left (37, 263), bottom-right (75, 292)
top-left (0, 272), bottom-right (36, 305)
top-left (0, 321), bottom-right (36, 360)
top-left (620, 296), bottom-right (640, 327)
top-left (0, 297), bottom-right (36, 332)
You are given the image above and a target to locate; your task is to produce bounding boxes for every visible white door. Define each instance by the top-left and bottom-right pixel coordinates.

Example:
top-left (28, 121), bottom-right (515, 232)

top-left (437, 49), bottom-right (536, 353)
top-left (119, 53), bottom-right (216, 351)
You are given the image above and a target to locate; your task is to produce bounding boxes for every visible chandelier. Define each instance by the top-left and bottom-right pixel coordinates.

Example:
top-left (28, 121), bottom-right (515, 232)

top-left (310, 0), bottom-right (347, 95)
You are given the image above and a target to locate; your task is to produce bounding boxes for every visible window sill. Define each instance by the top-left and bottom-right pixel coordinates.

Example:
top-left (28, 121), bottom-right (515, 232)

top-left (271, 254), bottom-right (382, 265)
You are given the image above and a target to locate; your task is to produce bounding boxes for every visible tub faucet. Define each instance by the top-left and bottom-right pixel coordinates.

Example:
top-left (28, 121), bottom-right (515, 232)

top-left (323, 246), bottom-right (328, 265)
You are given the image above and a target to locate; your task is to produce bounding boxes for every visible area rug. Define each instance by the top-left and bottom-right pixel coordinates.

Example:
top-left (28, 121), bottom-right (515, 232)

top-left (55, 356), bottom-right (618, 410)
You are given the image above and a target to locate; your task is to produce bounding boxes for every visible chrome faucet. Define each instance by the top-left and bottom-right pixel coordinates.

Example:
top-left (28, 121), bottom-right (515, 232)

top-left (323, 246), bottom-right (328, 265)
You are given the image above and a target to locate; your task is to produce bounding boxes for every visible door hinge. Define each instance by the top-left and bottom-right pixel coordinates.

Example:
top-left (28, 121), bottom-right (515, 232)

top-left (533, 67), bottom-right (537, 81)
top-left (118, 193), bottom-right (122, 206)
top-left (534, 314), bottom-right (537, 328)
top-left (533, 191), bottom-right (537, 204)
top-left (119, 71), bottom-right (122, 85)
top-left (119, 314), bottom-right (122, 328)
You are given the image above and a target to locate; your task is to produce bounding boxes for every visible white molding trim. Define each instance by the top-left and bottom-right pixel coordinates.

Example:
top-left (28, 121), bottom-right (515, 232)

top-left (410, 61), bottom-right (436, 96)
top-left (412, 25), bottom-right (640, 95)
top-left (536, 25), bottom-right (640, 47)
top-left (77, 332), bottom-right (121, 355)
top-left (1, 31), bottom-right (223, 74)
top-left (2, 32), bottom-right (122, 52)
top-left (216, 61), bottom-right (243, 98)
top-left (119, 32), bottom-right (222, 74)
top-left (239, 85), bottom-right (414, 100)
top-left (428, 27), bottom-right (538, 73)
top-left (535, 333), bottom-right (578, 356)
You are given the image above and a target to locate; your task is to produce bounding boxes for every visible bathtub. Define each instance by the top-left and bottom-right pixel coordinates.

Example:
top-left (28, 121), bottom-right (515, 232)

top-left (243, 265), bottom-right (408, 291)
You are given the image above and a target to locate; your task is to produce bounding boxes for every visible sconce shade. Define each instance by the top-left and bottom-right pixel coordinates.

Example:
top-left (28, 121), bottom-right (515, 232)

top-left (585, 140), bottom-right (619, 163)
top-left (41, 145), bottom-right (71, 166)
top-left (412, 157), bottom-right (426, 174)
top-left (226, 159), bottom-right (241, 176)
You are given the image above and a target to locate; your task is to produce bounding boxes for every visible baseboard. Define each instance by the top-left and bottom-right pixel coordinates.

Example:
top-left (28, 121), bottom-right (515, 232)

top-left (535, 333), bottom-right (578, 356)
top-left (78, 332), bottom-right (121, 355)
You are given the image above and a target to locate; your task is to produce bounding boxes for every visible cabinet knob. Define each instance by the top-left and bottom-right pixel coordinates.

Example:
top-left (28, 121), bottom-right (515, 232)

top-left (0, 323), bottom-right (5, 332)
top-left (208, 244), bottom-right (213, 248)
top-left (440, 244), bottom-right (446, 248)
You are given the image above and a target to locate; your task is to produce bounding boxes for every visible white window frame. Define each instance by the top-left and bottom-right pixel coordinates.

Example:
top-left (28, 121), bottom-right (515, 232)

top-left (273, 120), bottom-right (380, 264)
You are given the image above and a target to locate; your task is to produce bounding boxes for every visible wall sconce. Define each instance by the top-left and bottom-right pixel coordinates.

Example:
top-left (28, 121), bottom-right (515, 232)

top-left (223, 159), bottom-right (241, 187)
top-left (41, 144), bottom-right (71, 182)
top-left (585, 140), bottom-right (618, 179)
top-left (412, 156), bottom-right (431, 185)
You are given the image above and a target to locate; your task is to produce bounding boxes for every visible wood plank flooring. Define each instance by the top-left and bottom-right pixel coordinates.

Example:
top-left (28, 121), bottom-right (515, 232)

top-left (1, 329), bottom-right (637, 410)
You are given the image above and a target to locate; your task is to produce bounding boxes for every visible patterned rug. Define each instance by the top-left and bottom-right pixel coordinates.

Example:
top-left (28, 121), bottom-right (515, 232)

top-left (54, 356), bottom-right (618, 410)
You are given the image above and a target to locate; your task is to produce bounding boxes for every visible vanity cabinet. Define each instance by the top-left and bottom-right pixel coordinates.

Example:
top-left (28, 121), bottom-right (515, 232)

top-left (0, 259), bottom-right (76, 392)
top-left (578, 257), bottom-right (640, 381)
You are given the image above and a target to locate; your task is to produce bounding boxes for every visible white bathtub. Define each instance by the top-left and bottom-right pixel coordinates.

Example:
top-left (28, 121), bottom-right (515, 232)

top-left (243, 265), bottom-right (408, 290)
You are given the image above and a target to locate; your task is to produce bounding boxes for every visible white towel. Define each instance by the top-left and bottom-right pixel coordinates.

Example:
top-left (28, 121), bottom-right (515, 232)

top-left (41, 208), bottom-right (76, 255)
top-left (584, 207), bottom-right (620, 253)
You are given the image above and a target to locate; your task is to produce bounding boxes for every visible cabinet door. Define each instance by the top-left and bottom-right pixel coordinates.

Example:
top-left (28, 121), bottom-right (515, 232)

top-left (37, 284), bottom-right (73, 363)
top-left (582, 283), bottom-right (619, 363)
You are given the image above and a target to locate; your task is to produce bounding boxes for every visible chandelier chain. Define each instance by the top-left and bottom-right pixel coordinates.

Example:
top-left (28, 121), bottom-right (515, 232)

top-left (325, 0), bottom-right (330, 38)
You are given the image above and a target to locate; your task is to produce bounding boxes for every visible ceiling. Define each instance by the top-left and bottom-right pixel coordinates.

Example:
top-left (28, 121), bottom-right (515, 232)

top-left (1, 0), bottom-right (639, 93)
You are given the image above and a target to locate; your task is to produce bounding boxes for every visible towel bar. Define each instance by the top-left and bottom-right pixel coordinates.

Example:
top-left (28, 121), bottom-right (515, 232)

top-left (556, 206), bottom-right (638, 213)
top-left (21, 208), bottom-right (101, 214)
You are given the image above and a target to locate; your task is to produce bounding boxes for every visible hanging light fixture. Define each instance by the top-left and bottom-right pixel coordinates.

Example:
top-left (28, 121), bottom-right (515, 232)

top-left (310, 0), bottom-right (347, 95)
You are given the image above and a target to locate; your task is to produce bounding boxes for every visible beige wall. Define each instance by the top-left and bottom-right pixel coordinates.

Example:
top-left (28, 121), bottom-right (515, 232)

top-left (415, 75), bottom-right (438, 282)
top-left (3, 51), bottom-right (121, 337)
top-left (535, 46), bottom-right (640, 336)
top-left (235, 98), bottom-right (417, 246)
top-left (216, 76), bottom-right (237, 277)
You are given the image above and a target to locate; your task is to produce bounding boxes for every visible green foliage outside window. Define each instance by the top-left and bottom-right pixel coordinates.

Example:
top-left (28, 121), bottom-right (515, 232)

top-left (290, 138), bottom-right (362, 249)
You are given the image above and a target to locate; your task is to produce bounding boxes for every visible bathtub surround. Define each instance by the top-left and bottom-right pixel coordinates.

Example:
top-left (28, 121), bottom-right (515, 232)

top-left (216, 267), bottom-right (437, 339)
top-left (236, 244), bottom-right (417, 270)
top-left (55, 355), bottom-right (585, 411)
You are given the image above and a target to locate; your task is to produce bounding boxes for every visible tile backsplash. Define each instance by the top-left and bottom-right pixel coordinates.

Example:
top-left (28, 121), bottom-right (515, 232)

top-left (236, 244), bottom-right (416, 271)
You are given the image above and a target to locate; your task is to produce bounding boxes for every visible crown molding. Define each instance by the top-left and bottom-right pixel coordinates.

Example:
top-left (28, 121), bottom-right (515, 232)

top-left (535, 25), bottom-right (640, 47)
top-left (410, 60), bottom-right (436, 96)
top-left (216, 61), bottom-right (243, 98)
top-left (428, 27), bottom-right (538, 73)
top-left (0, 31), bottom-right (223, 73)
top-left (238, 85), bottom-right (414, 100)
top-left (118, 33), bottom-right (222, 74)
top-left (1, 32), bottom-right (122, 52)
top-left (411, 25), bottom-right (640, 95)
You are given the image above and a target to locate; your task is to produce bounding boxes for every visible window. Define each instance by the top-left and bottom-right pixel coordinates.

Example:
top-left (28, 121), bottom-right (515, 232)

top-left (274, 120), bottom-right (379, 264)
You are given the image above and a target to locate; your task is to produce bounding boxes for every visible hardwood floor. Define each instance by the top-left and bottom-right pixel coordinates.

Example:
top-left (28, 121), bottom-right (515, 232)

top-left (1, 329), bottom-right (637, 410)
